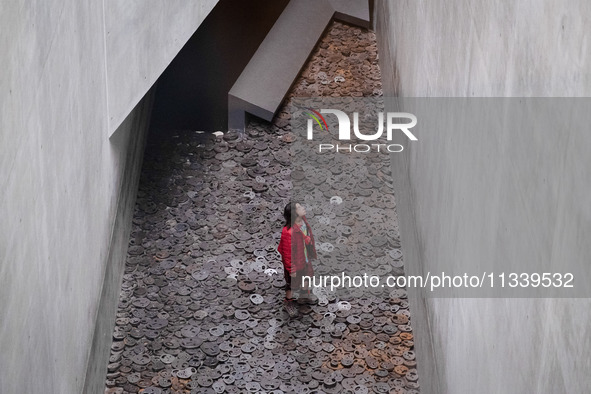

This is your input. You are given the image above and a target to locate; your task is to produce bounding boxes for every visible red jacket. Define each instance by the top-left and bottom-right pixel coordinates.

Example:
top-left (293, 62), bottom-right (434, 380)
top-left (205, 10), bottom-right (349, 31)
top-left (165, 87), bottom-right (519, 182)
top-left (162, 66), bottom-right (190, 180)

top-left (277, 216), bottom-right (317, 274)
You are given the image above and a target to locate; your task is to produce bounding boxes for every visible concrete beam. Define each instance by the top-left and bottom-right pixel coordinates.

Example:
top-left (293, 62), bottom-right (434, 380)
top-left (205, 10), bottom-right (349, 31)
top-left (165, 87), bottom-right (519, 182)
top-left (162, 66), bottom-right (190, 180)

top-left (330, 0), bottom-right (371, 29)
top-left (228, 0), bottom-right (370, 131)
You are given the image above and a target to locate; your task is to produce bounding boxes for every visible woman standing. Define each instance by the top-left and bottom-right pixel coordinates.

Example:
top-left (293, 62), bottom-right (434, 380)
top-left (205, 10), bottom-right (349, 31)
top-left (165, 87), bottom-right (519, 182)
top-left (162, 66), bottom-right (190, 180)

top-left (277, 202), bottom-right (317, 316)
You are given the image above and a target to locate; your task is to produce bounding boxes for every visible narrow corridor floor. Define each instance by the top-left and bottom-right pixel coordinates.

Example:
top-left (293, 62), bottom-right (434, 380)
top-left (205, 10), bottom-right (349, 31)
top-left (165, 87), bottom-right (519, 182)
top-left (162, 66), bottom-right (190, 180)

top-left (105, 21), bottom-right (420, 394)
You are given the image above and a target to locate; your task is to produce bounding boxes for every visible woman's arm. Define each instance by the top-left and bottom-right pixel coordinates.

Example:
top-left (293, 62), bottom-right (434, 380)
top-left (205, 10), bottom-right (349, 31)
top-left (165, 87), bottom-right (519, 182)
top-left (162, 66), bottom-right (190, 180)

top-left (278, 227), bottom-right (292, 273)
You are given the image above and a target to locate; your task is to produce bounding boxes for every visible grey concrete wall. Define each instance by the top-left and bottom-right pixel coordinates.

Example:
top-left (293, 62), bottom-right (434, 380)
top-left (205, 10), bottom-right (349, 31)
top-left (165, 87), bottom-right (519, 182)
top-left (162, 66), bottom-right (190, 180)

top-left (105, 0), bottom-right (218, 134)
top-left (0, 1), bottom-right (216, 393)
top-left (376, 0), bottom-right (591, 97)
top-left (83, 90), bottom-right (155, 394)
top-left (375, 1), bottom-right (591, 393)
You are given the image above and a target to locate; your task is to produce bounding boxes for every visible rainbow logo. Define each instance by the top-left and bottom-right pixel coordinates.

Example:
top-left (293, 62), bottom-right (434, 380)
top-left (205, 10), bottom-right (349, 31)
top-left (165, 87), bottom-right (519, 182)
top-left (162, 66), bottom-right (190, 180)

top-left (303, 108), bottom-right (329, 132)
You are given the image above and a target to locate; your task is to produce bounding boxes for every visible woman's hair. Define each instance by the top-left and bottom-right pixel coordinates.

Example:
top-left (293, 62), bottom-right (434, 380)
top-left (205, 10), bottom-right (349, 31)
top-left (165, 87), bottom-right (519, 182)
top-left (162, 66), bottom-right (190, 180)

top-left (283, 202), bottom-right (292, 229)
top-left (284, 201), bottom-right (303, 228)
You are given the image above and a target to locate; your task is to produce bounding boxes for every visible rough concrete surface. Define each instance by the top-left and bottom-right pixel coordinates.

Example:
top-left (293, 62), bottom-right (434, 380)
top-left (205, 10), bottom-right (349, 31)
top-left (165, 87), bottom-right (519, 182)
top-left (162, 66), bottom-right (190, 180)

top-left (105, 0), bottom-right (218, 134)
top-left (0, 1), bottom-right (216, 393)
top-left (84, 91), bottom-right (155, 394)
top-left (375, 1), bottom-right (591, 393)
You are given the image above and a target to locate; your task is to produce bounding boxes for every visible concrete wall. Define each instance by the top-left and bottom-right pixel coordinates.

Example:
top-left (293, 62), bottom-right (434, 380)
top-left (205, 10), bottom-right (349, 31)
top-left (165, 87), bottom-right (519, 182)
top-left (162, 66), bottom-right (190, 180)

top-left (105, 0), bottom-right (218, 134)
top-left (376, 0), bottom-right (591, 97)
top-left (375, 1), bottom-right (591, 393)
top-left (0, 1), bottom-right (216, 393)
top-left (83, 91), bottom-right (155, 393)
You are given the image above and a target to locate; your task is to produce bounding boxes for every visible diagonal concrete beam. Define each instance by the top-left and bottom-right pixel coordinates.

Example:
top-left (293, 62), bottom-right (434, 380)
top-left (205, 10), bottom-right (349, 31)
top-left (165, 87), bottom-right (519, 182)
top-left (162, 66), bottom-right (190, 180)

top-left (228, 0), bottom-right (370, 131)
